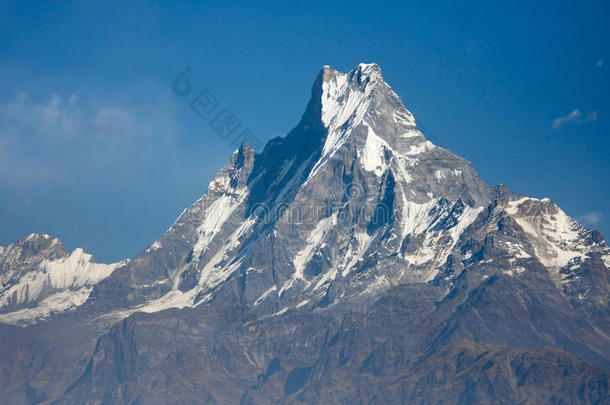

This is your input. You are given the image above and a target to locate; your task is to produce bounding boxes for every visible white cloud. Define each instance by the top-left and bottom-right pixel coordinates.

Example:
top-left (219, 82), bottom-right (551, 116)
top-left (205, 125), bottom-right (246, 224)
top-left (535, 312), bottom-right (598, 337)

top-left (578, 212), bottom-right (603, 227)
top-left (0, 92), bottom-right (140, 187)
top-left (0, 92), bottom-right (135, 138)
top-left (552, 108), bottom-right (598, 129)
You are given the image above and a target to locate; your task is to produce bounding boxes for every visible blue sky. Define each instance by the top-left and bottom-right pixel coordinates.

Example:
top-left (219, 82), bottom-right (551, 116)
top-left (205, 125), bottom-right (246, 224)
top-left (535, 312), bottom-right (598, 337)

top-left (0, 0), bottom-right (608, 262)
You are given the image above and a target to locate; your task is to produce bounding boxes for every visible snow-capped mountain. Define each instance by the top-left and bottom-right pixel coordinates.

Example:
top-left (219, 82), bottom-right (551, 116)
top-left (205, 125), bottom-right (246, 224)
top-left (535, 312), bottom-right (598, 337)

top-left (86, 63), bottom-right (608, 322)
top-left (1, 63), bottom-right (608, 404)
top-left (87, 64), bottom-right (506, 313)
top-left (0, 233), bottom-right (126, 325)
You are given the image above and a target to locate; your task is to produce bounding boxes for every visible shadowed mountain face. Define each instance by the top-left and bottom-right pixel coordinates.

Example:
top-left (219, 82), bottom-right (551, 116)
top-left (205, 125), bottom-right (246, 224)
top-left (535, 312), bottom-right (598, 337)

top-left (1, 63), bottom-right (609, 404)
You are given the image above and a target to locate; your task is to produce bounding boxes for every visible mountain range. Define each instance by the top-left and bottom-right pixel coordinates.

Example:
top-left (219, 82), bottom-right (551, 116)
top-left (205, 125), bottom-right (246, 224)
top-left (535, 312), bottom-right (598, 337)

top-left (1, 63), bottom-right (608, 404)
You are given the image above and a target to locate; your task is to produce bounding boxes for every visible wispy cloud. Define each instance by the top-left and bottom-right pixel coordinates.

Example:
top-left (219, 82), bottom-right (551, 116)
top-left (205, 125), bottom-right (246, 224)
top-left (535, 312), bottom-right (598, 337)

top-left (552, 108), bottom-right (597, 130)
top-left (0, 92), bottom-right (135, 139)
top-left (0, 91), bottom-right (174, 188)
top-left (578, 212), bottom-right (604, 228)
top-left (597, 60), bottom-right (603, 68)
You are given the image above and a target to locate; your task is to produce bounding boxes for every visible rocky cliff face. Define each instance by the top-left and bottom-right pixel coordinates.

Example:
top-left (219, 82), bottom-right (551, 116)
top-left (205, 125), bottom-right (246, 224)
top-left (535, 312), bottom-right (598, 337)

top-left (1, 63), bottom-right (608, 404)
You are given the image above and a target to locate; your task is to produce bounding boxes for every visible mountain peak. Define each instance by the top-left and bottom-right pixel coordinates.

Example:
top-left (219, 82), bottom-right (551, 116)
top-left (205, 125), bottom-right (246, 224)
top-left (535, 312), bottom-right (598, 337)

top-left (320, 65), bottom-right (339, 82)
top-left (16, 233), bottom-right (64, 255)
top-left (352, 62), bottom-right (383, 79)
top-left (279, 62), bottom-right (493, 208)
top-left (319, 63), bottom-right (383, 83)
top-left (317, 63), bottom-right (387, 133)
top-left (305, 64), bottom-right (389, 134)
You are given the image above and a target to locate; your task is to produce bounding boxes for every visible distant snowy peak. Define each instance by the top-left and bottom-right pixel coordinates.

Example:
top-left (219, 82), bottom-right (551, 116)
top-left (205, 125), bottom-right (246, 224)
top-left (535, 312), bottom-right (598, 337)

top-left (0, 234), bottom-right (127, 325)
top-left (0, 233), bottom-right (66, 283)
top-left (432, 195), bottom-right (609, 293)
top-left (503, 197), bottom-right (608, 282)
